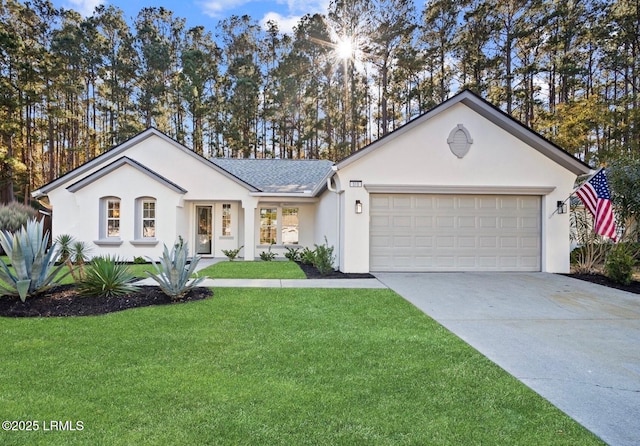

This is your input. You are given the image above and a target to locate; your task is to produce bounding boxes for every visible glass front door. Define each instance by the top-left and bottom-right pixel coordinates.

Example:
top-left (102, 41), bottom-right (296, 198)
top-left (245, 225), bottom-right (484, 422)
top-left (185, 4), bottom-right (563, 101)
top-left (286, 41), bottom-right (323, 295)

top-left (196, 206), bottom-right (212, 255)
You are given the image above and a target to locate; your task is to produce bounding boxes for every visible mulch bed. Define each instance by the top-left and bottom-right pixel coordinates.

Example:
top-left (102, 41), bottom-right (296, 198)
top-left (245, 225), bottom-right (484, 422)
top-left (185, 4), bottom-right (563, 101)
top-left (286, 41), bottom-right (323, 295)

top-left (565, 273), bottom-right (640, 295)
top-left (295, 261), bottom-right (375, 279)
top-left (0, 285), bottom-right (212, 318)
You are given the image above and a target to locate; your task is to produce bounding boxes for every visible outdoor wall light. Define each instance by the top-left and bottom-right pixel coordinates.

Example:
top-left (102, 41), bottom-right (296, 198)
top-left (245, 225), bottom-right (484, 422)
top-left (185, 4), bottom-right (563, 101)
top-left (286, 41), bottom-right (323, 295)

top-left (355, 200), bottom-right (363, 214)
top-left (557, 200), bottom-right (567, 214)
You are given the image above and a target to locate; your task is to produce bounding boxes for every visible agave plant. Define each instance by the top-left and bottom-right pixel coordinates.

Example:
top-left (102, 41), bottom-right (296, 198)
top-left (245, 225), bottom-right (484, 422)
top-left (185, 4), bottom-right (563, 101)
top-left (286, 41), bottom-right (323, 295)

top-left (146, 241), bottom-right (204, 300)
top-left (0, 219), bottom-right (65, 302)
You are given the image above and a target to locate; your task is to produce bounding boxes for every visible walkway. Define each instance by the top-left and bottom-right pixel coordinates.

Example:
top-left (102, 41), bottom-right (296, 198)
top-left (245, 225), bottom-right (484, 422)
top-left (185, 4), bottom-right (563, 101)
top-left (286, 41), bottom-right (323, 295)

top-left (136, 258), bottom-right (386, 289)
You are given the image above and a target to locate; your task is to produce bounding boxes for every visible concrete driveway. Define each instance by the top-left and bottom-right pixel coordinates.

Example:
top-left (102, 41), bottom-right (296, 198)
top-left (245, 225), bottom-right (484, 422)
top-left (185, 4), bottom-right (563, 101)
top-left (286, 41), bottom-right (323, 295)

top-left (375, 272), bottom-right (640, 446)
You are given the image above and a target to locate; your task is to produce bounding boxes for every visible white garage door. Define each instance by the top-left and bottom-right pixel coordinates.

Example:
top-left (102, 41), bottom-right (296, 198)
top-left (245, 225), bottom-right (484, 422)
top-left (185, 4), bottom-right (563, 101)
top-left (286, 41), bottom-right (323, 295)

top-left (370, 194), bottom-right (541, 272)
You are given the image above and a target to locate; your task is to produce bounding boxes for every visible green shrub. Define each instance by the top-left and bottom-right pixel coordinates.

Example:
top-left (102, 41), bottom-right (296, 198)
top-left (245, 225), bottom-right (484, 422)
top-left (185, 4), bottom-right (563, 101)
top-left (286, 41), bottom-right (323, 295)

top-left (300, 247), bottom-right (315, 265)
top-left (313, 238), bottom-right (335, 276)
top-left (0, 202), bottom-right (39, 233)
top-left (146, 241), bottom-right (204, 300)
top-left (284, 247), bottom-right (301, 262)
top-left (259, 243), bottom-right (276, 261)
top-left (133, 256), bottom-right (147, 264)
top-left (77, 256), bottom-right (139, 298)
top-left (222, 246), bottom-right (243, 261)
top-left (604, 244), bottom-right (635, 285)
top-left (0, 219), bottom-right (64, 301)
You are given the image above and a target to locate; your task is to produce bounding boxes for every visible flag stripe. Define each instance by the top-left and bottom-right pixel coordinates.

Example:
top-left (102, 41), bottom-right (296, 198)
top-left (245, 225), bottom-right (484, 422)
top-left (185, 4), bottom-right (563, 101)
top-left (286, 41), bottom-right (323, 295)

top-left (575, 169), bottom-right (617, 241)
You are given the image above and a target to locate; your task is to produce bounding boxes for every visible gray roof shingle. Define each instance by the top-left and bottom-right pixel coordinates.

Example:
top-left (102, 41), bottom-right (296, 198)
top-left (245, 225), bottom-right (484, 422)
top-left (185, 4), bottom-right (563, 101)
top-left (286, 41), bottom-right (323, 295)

top-left (210, 158), bottom-right (334, 194)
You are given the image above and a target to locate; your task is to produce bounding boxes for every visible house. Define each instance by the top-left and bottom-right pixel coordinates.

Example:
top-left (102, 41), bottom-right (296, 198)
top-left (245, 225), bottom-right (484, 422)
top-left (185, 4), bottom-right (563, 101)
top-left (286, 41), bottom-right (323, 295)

top-left (32, 90), bottom-right (591, 273)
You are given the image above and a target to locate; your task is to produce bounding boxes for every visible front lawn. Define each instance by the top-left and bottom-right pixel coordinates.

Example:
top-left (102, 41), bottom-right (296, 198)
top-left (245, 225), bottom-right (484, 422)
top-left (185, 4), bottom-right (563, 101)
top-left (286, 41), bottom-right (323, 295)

top-left (0, 288), bottom-right (602, 445)
top-left (197, 260), bottom-right (306, 279)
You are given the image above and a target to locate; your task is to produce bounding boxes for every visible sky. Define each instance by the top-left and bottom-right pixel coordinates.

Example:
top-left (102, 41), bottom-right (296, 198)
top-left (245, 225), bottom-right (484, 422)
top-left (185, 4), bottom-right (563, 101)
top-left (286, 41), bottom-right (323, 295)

top-left (53, 0), bottom-right (332, 34)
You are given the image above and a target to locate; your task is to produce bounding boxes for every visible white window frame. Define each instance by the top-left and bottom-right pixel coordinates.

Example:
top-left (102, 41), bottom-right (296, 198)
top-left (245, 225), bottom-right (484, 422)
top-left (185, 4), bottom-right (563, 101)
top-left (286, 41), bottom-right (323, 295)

top-left (281, 207), bottom-right (299, 245)
top-left (97, 196), bottom-right (123, 244)
top-left (141, 199), bottom-right (156, 239)
top-left (133, 197), bottom-right (158, 243)
top-left (106, 198), bottom-right (121, 238)
top-left (222, 203), bottom-right (232, 237)
top-left (259, 206), bottom-right (300, 246)
top-left (259, 207), bottom-right (278, 245)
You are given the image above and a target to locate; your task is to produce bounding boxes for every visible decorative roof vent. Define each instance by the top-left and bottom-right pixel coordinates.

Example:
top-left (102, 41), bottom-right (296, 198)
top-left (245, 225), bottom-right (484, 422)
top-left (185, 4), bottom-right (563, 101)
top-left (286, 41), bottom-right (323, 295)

top-left (447, 124), bottom-right (473, 158)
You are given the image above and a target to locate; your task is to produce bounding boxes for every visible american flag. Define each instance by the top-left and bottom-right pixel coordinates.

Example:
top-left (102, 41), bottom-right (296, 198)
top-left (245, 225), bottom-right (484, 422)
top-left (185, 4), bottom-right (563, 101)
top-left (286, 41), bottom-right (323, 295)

top-left (575, 169), bottom-right (617, 241)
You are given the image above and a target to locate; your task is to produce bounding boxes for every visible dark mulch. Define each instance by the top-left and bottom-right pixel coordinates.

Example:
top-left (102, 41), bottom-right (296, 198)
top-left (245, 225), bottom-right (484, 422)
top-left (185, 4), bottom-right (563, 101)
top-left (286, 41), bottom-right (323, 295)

top-left (565, 273), bottom-right (640, 295)
top-left (295, 261), bottom-right (375, 279)
top-left (0, 285), bottom-right (212, 318)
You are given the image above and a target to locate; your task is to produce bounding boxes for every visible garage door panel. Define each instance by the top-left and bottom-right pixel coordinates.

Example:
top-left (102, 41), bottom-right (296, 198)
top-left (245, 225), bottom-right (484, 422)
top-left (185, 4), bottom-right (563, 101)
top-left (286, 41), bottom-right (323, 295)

top-left (393, 196), bottom-right (411, 208)
top-left (437, 197), bottom-right (455, 209)
top-left (500, 237), bottom-right (518, 248)
top-left (415, 236), bottom-right (433, 247)
top-left (416, 216), bottom-right (433, 227)
top-left (370, 196), bottom-right (391, 209)
top-left (478, 197), bottom-right (498, 209)
top-left (458, 216), bottom-right (476, 228)
top-left (392, 216), bottom-right (412, 227)
top-left (458, 236), bottom-right (477, 248)
top-left (522, 217), bottom-right (539, 229)
top-left (370, 194), bottom-right (541, 272)
top-left (479, 217), bottom-right (498, 228)
top-left (501, 217), bottom-right (518, 229)
top-left (520, 236), bottom-right (540, 249)
top-left (436, 216), bottom-right (455, 228)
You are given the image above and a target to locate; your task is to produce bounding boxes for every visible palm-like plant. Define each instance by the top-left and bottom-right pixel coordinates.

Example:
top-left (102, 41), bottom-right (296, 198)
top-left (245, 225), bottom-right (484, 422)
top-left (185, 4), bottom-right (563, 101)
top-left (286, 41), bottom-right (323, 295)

top-left (77, 256), bottom-right (139, 298)
top-left (146, 241), bottom-right (204, 300)
top-left (0, 219), bottom-right (65, 302)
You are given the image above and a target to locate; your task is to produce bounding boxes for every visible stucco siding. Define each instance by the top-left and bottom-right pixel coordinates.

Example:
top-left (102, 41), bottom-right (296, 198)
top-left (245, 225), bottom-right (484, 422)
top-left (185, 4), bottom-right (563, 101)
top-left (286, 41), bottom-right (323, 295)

top-left (336, 102), bottom-right (578, 273)
top-left (49, 163), bottom-right (183, 260)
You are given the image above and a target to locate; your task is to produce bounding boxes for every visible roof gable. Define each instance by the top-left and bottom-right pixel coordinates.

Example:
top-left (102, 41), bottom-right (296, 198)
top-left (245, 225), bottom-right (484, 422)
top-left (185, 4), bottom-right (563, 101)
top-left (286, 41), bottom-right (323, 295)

top-left (32, 128), bottom-right (258, 197)
top-left (336, 89), bottom-right (591, 176)
top-left (66, 157), bottom-right (187, 194)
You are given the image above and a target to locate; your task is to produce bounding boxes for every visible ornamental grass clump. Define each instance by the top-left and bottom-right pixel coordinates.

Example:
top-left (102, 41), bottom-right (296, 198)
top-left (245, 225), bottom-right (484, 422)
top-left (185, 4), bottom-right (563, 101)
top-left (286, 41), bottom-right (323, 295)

top-left (77, 256), bottom-right (139, 298)
top-left (0, 219), bottom-right (64, 302)
top-left (146, 240), bottom-right (204, 300)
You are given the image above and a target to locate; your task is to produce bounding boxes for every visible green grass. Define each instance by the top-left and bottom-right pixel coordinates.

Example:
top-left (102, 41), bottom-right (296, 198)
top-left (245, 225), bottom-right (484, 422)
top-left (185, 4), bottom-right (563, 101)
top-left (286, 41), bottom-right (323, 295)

top-left (197, 260), bottom-right (306, 279)
top-left (0, 288), bottom-right (603, 445)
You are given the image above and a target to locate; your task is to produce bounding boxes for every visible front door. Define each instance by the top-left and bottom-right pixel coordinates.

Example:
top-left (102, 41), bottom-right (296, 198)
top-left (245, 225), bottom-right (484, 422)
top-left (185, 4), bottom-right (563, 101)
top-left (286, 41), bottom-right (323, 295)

top-left (196, 206), bottom-right (213, 255)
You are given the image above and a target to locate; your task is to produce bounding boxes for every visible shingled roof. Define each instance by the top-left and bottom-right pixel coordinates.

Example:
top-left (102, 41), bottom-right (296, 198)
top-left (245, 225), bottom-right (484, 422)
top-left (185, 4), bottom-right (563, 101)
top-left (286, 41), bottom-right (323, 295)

top-left (210, 158), bottom-right (334, 195)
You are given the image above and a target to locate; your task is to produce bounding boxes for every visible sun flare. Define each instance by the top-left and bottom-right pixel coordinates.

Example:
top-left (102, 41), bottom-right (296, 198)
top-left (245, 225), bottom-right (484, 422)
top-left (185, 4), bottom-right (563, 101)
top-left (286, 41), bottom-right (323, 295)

top-left (336, 36), bottom-right (354, 60)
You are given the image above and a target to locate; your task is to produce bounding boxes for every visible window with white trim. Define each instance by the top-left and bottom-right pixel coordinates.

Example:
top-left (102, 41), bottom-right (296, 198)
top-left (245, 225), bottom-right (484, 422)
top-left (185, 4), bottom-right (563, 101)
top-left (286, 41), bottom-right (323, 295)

top-left (222, 203), bottom-right (232, 236)
top-left (106, 199), bottom-right (120, 238)
top-left (260, 208), bottom-right (277, 245)
top-left (282, 208), bottom-right (299, 245)
top-left (133, 197), bottom-right (157, 240)
top-left (259, 207), bottom-right (300, 245)
top-left (142, 200), bottom-right (156, 238)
